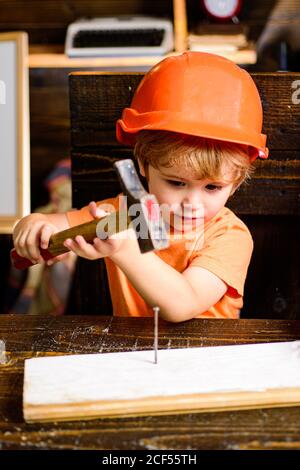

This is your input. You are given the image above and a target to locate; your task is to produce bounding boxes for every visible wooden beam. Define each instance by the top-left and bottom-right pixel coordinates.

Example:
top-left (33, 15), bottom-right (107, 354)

top-left (173, 0), bottom-right (188, 52)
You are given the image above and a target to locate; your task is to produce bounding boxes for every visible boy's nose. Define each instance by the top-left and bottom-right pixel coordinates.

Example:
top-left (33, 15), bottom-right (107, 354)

top-left (183, 190), bottom-right (201, 205)
top-left (182, 194), bottom-right (204, 217)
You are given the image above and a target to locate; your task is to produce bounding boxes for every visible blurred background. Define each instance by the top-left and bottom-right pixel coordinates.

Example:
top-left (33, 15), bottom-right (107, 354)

top-left (0, 0), bottom-right (299, 316)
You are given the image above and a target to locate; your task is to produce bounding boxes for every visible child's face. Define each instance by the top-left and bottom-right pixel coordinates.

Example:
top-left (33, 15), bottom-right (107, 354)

top-left (138, 161), bottom-right (235, 231)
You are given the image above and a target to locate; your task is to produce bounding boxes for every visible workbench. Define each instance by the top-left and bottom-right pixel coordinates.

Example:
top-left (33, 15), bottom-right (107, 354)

top-left (1, 315), bottom-right (300, 450)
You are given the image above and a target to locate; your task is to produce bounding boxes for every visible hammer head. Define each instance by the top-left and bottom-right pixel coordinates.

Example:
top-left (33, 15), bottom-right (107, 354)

top-left (114, 159), bottom-right (169, 253)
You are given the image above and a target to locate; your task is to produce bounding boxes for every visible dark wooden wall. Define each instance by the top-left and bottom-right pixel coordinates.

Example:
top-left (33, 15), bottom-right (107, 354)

top-left (29, 69), bottom-right (71, 209)
top-left (69, 72), bottom-right (300, 319)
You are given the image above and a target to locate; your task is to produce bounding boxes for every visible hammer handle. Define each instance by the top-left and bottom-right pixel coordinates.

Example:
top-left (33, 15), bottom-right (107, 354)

top-left (11, 210), bottom-right (130, 270)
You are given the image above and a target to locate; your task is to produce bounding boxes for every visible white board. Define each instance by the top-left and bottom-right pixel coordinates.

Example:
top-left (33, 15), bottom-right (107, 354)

top-left (23, 341), bottom-right (300, 422)
top-left (0, 32), bottom-right (30, 233)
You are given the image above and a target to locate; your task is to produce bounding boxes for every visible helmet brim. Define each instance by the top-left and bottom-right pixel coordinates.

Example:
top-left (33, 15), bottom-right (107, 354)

top-left (116, 110), bottom-right (269, 161)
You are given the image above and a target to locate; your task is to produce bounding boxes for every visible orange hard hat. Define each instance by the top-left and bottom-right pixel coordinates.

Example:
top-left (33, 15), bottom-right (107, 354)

top-left (116, 52), bottom-right (268, 161)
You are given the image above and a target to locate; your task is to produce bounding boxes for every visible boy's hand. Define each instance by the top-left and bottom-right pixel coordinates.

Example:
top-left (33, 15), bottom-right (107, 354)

top-left (63, 201), bottom-right (139, 261)
top-left (13, 213), bottom-right (63, 265)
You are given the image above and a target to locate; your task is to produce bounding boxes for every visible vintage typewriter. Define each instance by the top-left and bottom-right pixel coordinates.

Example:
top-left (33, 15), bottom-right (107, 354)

top-left (65, 16), bottom-right (174, 57)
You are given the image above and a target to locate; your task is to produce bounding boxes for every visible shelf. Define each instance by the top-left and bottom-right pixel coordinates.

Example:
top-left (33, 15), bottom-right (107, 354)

top-left (28, 53), bottom-right (167, 69)
top-left (28, 0), bottom-right (256, 69)
top-left (28, 47), bottom-right (256, 69)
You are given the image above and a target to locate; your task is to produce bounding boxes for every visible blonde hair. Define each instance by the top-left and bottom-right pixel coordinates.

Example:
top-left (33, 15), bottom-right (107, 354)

top-left (134, 130), bottom-right (255, 190)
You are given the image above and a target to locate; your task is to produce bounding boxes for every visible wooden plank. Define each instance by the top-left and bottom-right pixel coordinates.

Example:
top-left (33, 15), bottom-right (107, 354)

top-left (24, 341), bottom-right (300, 422)
top-left (29, 53), bottom-right (167, 69)
top-left (70, 72), bottom-right (300, 149)
top-left (2, 316), bottom-right (300, 449)
top-left (173, 0), bottom-right (188, 52)
top-left (71, 148), bottom-right (300, 215)
top-left (252, 73), bottom-right (300, 150)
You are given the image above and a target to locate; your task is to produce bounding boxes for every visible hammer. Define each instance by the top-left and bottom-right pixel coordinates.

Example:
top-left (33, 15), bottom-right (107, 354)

top-left (11, 159), bottom-right (169, 270)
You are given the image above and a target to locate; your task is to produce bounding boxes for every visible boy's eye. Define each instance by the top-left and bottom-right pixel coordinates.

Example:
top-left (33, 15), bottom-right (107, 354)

top-left (206, 184), bottom-right (222, 191)
top-left (166, 180), bottom-right (186, 187)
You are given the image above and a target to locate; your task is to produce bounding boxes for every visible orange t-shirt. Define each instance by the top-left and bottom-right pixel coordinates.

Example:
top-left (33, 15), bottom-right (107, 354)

top-left (66, 195), bottom-right (253, 319)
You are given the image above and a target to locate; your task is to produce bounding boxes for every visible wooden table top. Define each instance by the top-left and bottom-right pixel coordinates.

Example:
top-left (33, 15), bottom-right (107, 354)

top-left (1, 314), bottom-right (300, 450)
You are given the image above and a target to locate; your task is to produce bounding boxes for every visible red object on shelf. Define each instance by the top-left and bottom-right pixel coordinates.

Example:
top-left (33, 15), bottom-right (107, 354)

top-left (201, 0), bottom-right (242, 21)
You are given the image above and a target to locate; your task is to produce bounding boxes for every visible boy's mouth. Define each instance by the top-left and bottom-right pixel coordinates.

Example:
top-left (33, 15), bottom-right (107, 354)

top-left (172, 213), bottom-right (204, 229)
top-left (181, 215), bottom-right (202, 220)
top-left (173, 213), bottom-right (204, 221)
top-left (160, 206), bottom-right (205, 231)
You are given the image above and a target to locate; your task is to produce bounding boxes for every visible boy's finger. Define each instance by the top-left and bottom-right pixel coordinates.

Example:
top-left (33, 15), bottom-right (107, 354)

top-left (40, 224), bottom-right (56, 249)
top-left (64, 236), bottom-right (100, 259)
top-left (88, 201), bottom-right (97, 214)
top-left (88, 201), bottom-right (109, 219)
top-left (25, 227), bottom-right (44, 261)
top-left (14, 231), bottom-right (29, 258)
top-left (120, 194), bottom-right (127, 211)
top-left (96, 208), bottom-right (110, 218)
top-left (56, 252), bottom-right (69, 260)
top-left (47, 253), bottom-right (69, 266)
top-left (88, 201), bottom-right (100, 217)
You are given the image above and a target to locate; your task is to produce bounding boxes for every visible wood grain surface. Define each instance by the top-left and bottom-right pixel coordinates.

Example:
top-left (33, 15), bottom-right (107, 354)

top-left (1, 315), bottom-right (300, 449)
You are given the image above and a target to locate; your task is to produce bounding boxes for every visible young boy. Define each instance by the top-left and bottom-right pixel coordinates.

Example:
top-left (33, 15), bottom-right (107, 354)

top-left (13, 52), bottom-right (268, 322)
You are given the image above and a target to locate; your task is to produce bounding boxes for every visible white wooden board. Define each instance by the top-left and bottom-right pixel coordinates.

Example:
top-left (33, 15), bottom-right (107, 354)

top-left (23, 341), bottom-right (300, 422)
top-left (0, 32), bottom-right (30, 233)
